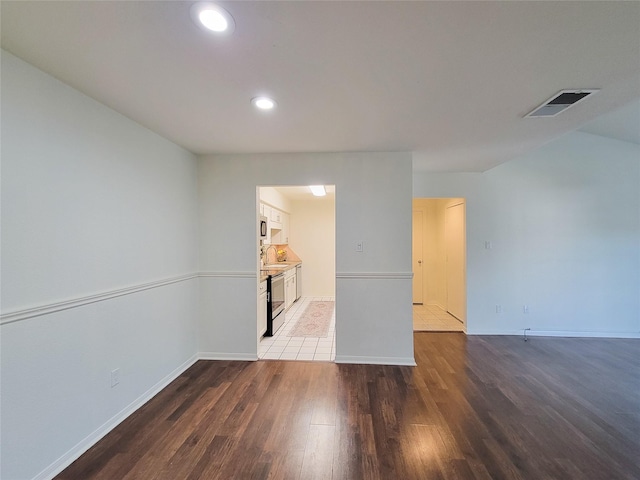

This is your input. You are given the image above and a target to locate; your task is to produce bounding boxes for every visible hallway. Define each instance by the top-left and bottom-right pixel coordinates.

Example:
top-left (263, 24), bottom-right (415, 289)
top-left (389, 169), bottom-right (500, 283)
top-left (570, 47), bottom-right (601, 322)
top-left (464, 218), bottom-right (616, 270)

top-left (413, 304), bottom-right (464, 332)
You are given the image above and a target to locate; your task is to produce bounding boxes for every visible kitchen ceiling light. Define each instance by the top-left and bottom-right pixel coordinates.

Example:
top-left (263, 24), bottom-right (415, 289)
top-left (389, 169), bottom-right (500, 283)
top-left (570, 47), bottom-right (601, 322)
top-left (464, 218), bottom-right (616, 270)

top-left (309, 185), bottom-right (326, 197)
top-left (251, 96), bottom-right (276, 110)
top-left (191, 2), bottom-right (235, 35)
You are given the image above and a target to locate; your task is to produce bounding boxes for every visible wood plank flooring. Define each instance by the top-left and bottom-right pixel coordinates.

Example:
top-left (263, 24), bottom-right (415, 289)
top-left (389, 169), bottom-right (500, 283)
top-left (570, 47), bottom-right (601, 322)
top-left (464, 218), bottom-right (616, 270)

top-left (56, 334), bottom-right (640, 480)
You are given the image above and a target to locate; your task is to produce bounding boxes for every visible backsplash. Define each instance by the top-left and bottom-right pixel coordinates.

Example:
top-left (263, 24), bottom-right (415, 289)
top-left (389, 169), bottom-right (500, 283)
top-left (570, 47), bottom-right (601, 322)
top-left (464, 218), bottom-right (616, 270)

top-left (264, 245), bottom-right (301, 264)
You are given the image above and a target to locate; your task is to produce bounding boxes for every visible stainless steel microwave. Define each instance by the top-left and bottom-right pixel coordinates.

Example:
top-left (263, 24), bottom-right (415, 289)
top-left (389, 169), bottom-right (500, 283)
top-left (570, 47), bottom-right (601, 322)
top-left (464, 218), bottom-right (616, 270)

top-left (260, 216), bottom-right (268, 238)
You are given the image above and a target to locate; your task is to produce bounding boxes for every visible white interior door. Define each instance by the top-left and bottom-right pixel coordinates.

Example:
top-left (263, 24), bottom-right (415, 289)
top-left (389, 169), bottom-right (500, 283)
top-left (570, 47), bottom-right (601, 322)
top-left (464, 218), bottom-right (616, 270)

top-left (412, 210), bottom-right (424, 304)
top-left (445, 202), bottom-right (465, 322)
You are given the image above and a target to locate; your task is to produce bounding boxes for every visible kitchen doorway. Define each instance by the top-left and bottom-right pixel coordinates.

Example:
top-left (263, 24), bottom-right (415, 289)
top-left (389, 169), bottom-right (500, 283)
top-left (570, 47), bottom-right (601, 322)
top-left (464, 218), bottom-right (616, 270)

top-left (257, 185), bottom-right (336, 361)
top-left (412, 198), bottom-right (466, 332)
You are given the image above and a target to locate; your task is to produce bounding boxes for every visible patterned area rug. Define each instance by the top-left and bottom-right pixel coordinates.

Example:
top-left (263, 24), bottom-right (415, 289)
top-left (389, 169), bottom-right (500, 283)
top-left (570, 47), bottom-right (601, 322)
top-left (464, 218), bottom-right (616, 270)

top-left (287, 301), bottom-right (334, 337)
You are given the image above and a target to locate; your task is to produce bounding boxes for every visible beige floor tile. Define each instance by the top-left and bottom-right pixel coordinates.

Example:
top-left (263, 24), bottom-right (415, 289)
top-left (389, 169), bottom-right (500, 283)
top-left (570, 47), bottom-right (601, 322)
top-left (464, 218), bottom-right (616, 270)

top-left (413, 305), bottom-right (464, 332)
top-left (279, 352), bottom-right (299, 360)
top-left (262, 352), bottom-right (281, 360)
top-left (296, 353), bottom-right (315, 361)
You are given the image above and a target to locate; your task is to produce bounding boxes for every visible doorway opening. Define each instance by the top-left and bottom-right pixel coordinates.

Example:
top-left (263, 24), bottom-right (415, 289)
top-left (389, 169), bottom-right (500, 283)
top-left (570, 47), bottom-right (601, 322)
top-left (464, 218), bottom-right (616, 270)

top-left (257, 185), bottom-right (336, 361)
top-left (412, 198), bottom-right (466, 332)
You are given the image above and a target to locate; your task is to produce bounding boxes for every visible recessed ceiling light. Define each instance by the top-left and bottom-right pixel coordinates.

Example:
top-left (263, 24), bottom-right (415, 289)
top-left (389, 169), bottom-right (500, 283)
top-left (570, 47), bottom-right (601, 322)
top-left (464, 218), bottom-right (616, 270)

top-left (191, 2), bottom-right (235, 35)
top-left (251, 96), bottom-right (277, 111)
top-left (309, 185), bottom-right (326, 197)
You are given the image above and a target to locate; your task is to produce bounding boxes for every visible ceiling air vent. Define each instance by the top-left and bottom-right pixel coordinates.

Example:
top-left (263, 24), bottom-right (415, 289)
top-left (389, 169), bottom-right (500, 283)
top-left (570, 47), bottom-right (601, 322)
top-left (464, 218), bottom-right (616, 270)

top-left (525, 89), bottom-right (599, 118)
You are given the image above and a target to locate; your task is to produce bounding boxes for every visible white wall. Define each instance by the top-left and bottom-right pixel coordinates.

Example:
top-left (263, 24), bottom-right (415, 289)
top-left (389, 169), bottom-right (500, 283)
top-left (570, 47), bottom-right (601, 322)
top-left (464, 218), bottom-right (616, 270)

top-left (413, 131), bottom-right (640, 337)
top-left (290, 196), bottom-right (336, 297)
top-left (198, 153), bottom-right (415, 364)
top-left (0, 51), bottom-right (200, 480)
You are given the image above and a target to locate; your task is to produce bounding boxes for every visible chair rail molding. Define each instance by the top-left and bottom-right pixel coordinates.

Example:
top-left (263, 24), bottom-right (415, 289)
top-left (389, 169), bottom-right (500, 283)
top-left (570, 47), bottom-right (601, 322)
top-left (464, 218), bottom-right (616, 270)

top-left (1, 273), bottom-right (199, 325)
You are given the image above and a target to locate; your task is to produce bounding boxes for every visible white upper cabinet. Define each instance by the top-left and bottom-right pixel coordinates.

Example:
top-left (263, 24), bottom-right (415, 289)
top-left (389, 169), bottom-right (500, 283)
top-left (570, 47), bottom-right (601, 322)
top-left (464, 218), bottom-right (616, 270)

top-left (260, 203), bottom-right (290, 245)
top-left (281, 213), bottom-right (289, 244)
top-left (271, 210), bottom-right (289, 244)
top-left (270, 207), bottom-right (282, 229)
top-left (262, 204), bottom-right (271, 220)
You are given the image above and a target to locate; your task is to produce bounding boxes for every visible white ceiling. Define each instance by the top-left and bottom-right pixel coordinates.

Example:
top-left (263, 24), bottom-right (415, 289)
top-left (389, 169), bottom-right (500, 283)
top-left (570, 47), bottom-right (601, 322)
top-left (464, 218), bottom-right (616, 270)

top-left (2, 1), bottom-right (639, 172)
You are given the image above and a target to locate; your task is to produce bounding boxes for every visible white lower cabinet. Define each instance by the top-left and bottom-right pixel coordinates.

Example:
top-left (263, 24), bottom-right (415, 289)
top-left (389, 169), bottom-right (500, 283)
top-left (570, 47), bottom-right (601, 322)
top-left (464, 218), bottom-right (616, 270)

top-left (284, 268), bottom-right (297, 311)
top-left (258, 280), bottom-right (267, 339)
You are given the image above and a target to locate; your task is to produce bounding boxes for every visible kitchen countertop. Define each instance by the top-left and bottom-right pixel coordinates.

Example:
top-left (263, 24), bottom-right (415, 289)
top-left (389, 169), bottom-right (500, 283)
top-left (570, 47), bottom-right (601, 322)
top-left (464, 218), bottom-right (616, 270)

top-left (260, 261), bottom-right (301, 282)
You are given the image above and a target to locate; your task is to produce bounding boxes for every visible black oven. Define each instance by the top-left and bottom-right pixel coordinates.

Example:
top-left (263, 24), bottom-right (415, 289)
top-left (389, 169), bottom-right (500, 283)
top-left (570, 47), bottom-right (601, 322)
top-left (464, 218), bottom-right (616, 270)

top-left (265, 272), bottom-right (285, 336)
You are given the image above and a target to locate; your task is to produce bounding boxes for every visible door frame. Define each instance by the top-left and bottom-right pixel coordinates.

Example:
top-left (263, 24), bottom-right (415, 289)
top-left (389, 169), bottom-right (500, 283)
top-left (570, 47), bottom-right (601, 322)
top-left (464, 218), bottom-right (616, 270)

top-left (445, 201), bottom-right (466, 325)
top-left (412, 198), bottom-right (467, 331)
top-left (412, 209), bottom-right (424, 304)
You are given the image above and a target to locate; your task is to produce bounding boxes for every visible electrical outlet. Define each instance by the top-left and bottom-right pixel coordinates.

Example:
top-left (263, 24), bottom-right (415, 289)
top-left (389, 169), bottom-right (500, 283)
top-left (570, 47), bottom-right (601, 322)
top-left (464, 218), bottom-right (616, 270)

top-left (495, 305), bottom-right (502, 314)
top-left (523, 305), bottom-right (529, 314)
top-left (356, 241), bottom-right (364, 252)
top-left (111, 368), bottom-right (120, 388)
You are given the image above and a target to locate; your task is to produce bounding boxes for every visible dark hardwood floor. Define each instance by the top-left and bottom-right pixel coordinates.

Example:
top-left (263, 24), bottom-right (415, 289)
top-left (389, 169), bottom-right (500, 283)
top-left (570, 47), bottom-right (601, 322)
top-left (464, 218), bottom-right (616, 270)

top-left (56, 334), bottom-right (640, 480)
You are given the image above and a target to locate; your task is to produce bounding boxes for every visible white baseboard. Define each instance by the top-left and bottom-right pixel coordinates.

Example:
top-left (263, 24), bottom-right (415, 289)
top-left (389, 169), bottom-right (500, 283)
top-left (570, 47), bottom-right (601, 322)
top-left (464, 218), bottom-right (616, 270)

top-left (467, 329), bottom-right (640, 339)
top-left (34, 354), bottom-right (199, 480)
top-left (525, 330), bottom-right (640, 339)
top-left (334, 355), bottom-right (416, 366)
top-left (199, 352), bottom-right (259, 361)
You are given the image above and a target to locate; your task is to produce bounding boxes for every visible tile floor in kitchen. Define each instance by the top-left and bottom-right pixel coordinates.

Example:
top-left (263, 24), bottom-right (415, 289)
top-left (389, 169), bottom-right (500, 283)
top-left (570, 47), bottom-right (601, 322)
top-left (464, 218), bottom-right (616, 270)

top-left (413, 304), bottom-right (465, 332)
top-left (259, 296), bottom-right (336, 362)
top-left (259, 300), bottom-right (462, 362)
